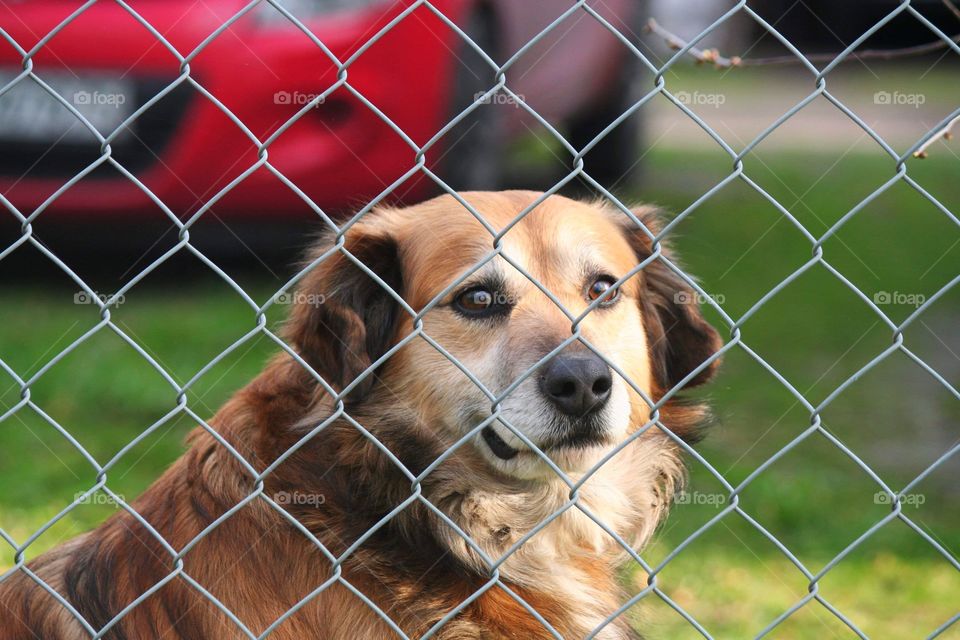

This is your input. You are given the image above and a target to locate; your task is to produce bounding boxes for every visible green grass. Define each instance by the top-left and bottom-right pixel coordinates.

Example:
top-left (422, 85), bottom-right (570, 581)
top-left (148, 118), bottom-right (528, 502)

top-left (0, 281), bottom-right (282, 550)
top-left (1, 148), bottom-right (958, 638)
top-left (623, 148), bottom-right (960, 638)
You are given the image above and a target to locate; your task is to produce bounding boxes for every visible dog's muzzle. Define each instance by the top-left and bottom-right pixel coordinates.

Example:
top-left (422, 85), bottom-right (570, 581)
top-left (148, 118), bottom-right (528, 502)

top-left (539, 352), bottom-right (612, 418)
top-left (480, 352), bottom-right (616, 462)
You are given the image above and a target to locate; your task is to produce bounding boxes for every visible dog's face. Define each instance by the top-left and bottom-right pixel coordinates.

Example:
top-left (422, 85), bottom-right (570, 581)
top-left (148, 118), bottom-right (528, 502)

top-left (288, 191), bottom-right (720, 480)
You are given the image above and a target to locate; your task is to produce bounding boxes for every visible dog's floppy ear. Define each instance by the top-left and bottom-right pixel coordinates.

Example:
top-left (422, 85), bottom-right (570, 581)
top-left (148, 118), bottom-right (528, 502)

top-left (618, 205), bottom-right (722, 391)
top-left (285, 220), bottom-right (403, 400)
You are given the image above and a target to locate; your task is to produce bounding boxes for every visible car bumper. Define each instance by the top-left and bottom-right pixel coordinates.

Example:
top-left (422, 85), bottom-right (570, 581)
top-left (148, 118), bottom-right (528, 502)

top-left (0, 0), bottom-right (462, 220)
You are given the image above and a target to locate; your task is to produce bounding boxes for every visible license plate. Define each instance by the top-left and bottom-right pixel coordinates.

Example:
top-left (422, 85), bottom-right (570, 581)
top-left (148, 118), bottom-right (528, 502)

top-left (0, 71), bottom-right (134, 144)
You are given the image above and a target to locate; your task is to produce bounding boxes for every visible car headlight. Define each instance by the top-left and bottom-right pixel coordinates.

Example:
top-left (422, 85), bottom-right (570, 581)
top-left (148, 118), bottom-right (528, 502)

top-left (255, 0), bottom-right (388, 26)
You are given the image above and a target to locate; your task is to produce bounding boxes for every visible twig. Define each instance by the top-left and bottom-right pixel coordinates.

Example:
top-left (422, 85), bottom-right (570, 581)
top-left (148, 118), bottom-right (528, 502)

top-left (643, 18), bottom-right (960, 69)
top-left (646, 1), bottom-right (960, 157)
top-left (644, 18), bottom-right (743, 68)
top-left (914, 0), bottom-right (959, 159)
top-left (914, 114), bottom-right (960, 158)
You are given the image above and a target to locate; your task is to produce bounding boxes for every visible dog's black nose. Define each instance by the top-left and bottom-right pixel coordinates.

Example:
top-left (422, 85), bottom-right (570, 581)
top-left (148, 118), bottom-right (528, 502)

top-left (540, 352), bottom-right (612, 417)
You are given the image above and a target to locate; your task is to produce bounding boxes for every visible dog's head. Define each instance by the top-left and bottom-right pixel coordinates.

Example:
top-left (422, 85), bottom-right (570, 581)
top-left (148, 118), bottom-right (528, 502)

top-left (286, 191), bottom-right (721, 479)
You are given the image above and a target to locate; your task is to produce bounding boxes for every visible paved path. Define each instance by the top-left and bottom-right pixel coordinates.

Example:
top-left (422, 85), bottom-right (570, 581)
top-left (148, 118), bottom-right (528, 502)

top-left (646, 69), bottom-right (958, 155)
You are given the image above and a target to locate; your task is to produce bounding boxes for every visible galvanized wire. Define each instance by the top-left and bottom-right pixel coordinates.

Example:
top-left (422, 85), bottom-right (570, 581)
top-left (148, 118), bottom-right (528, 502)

top-left (0, 1), bottom-right (958, 638)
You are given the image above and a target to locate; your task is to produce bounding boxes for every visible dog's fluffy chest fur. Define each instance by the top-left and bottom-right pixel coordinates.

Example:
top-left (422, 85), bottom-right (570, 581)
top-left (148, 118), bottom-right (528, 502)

top-left (413, 435), bottom-right (683, 639)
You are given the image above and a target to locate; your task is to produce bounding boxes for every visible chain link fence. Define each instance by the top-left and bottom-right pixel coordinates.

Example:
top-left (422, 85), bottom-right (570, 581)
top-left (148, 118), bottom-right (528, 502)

top-left (0, 0), bottom-right (958, 638)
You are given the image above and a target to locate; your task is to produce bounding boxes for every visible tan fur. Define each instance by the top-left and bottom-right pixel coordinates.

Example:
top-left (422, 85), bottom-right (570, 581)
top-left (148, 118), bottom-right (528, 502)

top-left (0, 192), bottom-right (720, 639)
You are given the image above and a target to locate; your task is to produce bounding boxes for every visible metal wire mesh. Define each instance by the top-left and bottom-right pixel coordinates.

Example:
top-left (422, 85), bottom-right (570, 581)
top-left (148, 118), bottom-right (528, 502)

top-left (0, 0), bottom-right (958, 638)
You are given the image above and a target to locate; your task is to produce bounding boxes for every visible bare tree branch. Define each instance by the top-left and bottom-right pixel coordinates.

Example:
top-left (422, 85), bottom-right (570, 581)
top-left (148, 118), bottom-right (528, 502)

top-left (908, 0), bottom-right (958, 159)
top-left (643, 16), bottom-right (960, 69)
top-left (914, 114), bottom-right (960, 158)
top-left (644, 18), bottom-right (744, 68)
top-left (646, 0), bottom-right (960, 157)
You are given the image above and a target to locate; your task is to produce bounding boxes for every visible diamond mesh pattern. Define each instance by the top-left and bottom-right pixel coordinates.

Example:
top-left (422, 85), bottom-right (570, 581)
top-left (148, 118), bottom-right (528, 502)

top-left (0, 1), bottom-right (958, 638)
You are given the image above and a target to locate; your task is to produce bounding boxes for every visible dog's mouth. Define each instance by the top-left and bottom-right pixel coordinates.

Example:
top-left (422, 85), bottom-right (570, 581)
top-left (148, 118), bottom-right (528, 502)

top-left (549, 428), bottom-right (610, 450)
top-left (481, 426), bottom-right (519, 460)
top-left (481, 422), bottom-right (612, 462)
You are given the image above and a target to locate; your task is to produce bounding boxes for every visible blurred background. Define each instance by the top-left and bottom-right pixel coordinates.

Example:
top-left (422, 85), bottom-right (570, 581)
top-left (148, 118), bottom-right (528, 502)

top-left (0, 1), bottom-right (958, 638)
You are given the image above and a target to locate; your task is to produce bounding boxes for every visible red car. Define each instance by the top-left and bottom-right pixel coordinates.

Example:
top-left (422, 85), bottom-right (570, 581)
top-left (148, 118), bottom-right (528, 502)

top-left (0, 0), bottom-right (641, 221)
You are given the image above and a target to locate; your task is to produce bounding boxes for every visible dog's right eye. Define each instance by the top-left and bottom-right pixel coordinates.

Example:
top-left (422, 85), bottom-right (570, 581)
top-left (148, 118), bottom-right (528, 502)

top-left (454, 287), bottom-right (510, 318)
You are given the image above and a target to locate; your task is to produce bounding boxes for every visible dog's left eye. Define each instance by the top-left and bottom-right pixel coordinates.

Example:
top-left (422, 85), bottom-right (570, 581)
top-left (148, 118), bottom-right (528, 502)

top-left (587, 276), bottom-right (620, 306)
top-left (454, 287), bottom-right (510, 317)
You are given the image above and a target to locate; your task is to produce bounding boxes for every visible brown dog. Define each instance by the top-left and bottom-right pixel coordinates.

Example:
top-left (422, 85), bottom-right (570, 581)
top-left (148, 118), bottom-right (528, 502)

top-left (0, 191), bottom-right (721, 639)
